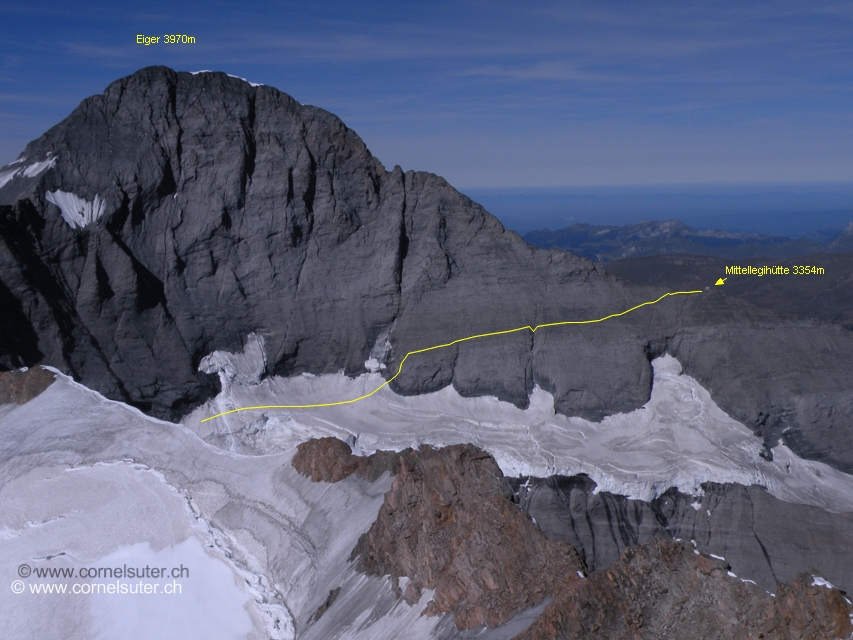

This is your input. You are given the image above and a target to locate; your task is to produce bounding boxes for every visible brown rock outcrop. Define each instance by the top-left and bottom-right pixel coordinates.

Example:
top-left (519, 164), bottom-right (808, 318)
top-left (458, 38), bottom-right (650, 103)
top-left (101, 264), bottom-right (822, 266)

top-left (350, 443), bottom-right (586, 630)
top-left (0, 367), bottom-right (55, 404)
top-left (291, 436), bottom-right (408, 483)
top-left (292, 437), bottom-right (361, 482)
top-left (514, 539), bottom-right (853, 640)
top-left (293, 438), bottom-right (853, 638)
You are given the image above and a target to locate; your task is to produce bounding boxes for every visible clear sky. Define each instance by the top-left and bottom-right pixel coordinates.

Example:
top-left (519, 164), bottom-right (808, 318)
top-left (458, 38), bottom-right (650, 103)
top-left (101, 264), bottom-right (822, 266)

top-left (2, 1), bottom-right (852, 190)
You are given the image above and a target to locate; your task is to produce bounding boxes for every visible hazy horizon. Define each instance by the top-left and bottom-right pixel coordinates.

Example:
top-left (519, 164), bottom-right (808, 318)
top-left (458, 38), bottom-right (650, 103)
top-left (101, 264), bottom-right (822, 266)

top-left (465, 182), bottom-right (853, 237)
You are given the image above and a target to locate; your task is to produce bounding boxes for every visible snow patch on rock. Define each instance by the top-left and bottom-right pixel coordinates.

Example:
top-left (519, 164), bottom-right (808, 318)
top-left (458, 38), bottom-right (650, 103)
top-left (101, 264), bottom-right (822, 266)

top-left (200, 333), bottom-right (267, 389)
top-left (227, 73), bottom-right (264, 87)
top-left (0, 154), bottom-right (57, 188)
top-left (364, 358), bottom-right (384, 373)
top-left (812, 576), bottom-right (837, 590)
top-left (46, 190), bottom-right (106, 229)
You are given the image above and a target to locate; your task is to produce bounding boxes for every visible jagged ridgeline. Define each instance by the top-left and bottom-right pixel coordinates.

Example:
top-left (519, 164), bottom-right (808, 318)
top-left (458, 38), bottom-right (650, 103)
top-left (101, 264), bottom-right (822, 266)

top-left (1, 66), bottom-right (853, 475)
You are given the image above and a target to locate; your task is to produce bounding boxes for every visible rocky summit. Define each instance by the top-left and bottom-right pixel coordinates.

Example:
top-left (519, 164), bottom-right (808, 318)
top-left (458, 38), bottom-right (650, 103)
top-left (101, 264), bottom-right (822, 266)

top-left (1, 66), bottom-right (853, 477)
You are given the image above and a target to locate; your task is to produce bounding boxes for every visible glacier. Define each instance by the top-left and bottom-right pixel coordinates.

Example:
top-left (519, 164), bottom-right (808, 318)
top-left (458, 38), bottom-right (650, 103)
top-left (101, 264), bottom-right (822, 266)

top-left (1, 372), bottom-right (524, 639)
top-left (189, 351), bottom-right (853, 514)
top-left (3, 354), bottom-right (853, 638)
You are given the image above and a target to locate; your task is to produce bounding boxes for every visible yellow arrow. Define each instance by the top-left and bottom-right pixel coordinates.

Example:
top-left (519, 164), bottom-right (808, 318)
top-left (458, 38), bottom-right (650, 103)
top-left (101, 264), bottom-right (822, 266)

top-left (715, 278), bottom-right (726, 285)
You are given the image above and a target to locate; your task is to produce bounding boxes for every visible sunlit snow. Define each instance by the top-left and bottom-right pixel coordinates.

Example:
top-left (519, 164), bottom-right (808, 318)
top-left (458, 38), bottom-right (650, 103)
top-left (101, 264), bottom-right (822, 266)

top-left (188, 352), bottom-right (853, 513)
top-left (3, 352), bottom-right (852, 638)
top-left (812, 576), bottom-right (837, 589)
top-left (0, 154), bottom-right (56, 189)
top-left (90, 538), bottom-right (253, 640)
top-left (45, 190), bottom-right (107, 228)
top-left (190, 70), bottom-right (264, 87)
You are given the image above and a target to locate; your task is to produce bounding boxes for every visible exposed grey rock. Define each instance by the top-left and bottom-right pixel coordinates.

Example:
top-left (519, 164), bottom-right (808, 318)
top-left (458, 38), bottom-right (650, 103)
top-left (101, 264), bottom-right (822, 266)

top-left (1, 66), bottom-right (853, 476)
top-left (827, 221), bottom-right (853, 252)
top-left (294, 439), bottom-right (853, 639)
top-left (605, 252), bottom-right (853, 330)
top-left (511, 475), bottom-right (853, 595)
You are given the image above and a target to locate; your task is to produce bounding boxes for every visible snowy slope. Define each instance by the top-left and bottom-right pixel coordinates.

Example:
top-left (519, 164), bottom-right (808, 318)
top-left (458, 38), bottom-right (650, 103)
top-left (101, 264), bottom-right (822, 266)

top-left (0, 373), bottom-right (551, 640)
top-left (4, 339), bottom-right (853, 639)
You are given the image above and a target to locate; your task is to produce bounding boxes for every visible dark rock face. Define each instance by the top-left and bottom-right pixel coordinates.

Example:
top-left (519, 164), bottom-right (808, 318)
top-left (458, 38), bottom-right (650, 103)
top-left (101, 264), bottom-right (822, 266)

top-left (0, 66), bottom-right (612, 421)
top-left (1, 67), bottom-right (853, 476)
top-left (0, 366), bottom-right (55, 404)
top-left (512, 475), bottom-right (853, 596)
top-left (514, 540), bottom-right (853, 640)
top-left (350, 444), bottom-right (586, 630)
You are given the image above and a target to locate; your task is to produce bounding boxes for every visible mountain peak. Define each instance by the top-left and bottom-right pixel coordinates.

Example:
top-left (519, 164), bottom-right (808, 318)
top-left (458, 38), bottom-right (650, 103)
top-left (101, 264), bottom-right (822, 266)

top-left (0, 66), bottom-right (369, 212)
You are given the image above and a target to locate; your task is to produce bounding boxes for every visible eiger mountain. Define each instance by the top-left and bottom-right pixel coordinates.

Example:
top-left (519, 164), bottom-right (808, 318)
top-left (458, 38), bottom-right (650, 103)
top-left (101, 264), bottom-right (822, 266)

top-left (2, 67), bottom-right (853, 639)
top-left (2, 67), bottom-right (853, 469)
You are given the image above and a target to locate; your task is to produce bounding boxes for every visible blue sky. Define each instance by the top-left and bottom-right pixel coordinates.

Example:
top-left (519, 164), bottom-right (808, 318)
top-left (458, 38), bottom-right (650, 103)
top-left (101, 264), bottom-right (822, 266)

top-left (2, 0), bottom-right (852, 190)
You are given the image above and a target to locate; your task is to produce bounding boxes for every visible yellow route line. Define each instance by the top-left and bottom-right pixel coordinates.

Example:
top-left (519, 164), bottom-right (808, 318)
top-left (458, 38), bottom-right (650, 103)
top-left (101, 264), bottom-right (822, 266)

top-left (201, 289), bottom-right (703, 422)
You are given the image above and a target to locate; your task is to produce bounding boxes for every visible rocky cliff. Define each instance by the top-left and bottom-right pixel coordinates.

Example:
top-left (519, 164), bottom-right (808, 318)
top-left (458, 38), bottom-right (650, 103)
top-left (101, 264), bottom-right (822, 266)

top-left (515, 541), bottom-right (853, 640)
top-left (350, 444), bottom-right (587, 630)
top-left (294, 438), bottom-right (853, 639)
top-left (511, 474), bottom-right (853, 596)
top-left (294, 438), bottom-right (586, 631)
top-left (1, 66), bottom-right (853, 475)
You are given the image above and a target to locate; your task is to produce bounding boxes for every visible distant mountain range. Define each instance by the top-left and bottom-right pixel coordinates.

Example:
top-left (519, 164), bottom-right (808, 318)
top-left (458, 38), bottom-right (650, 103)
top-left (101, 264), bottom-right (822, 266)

top-left (605, 252), bottom-right (853, 331)
top-left (523, 219), bottom-right (853, 261)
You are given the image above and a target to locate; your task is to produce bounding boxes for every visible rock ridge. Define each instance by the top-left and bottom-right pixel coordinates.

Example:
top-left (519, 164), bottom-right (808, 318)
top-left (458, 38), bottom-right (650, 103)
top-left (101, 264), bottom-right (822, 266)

top-left (291, 436), bottom-right (407, 483)
top-left (511, 474), bottom-right (853, 596)
top-left (294, 438), bottom-right (853, 638)
top-left (293, 437), bottom-right (586, 630)
top-left (515, 539), bottom-right (853, 640)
